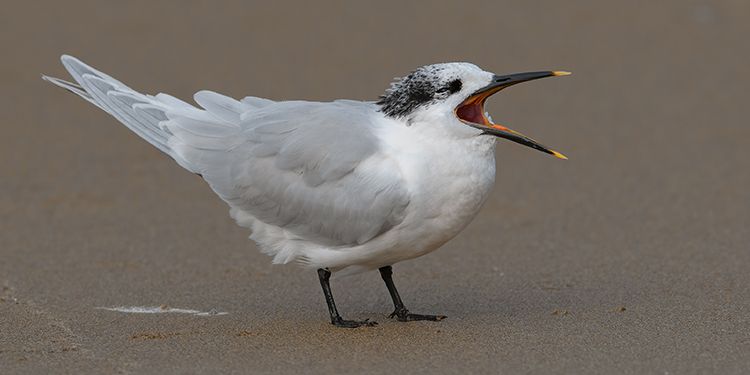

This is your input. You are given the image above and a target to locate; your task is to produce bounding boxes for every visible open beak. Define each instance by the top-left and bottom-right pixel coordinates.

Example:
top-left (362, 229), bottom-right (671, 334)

top-left (455, 71), bottom-right (570, 159)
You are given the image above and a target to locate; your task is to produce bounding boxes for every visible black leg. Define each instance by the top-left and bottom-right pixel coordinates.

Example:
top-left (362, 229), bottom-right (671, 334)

top-left (378, 265), bottom-right (446, 322)
top-left (317, 268), bottom-right (377, 328)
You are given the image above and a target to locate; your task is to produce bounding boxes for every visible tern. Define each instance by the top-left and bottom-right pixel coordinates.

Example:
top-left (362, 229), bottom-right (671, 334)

top-left (44, 55), bottom-right (569, 328)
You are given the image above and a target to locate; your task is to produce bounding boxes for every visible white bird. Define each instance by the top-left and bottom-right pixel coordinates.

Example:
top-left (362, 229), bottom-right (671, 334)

top-left (44, 55), bottom-right (569, 328)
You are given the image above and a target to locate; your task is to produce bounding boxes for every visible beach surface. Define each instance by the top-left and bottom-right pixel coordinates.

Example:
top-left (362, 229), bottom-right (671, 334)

top-left (2, 1), bottom-right (750, 373)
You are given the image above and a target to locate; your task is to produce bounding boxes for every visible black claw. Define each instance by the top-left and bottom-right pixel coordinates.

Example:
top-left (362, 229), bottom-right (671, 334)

top-left (318, 268), bottom-right (377, 328)
top-left (379, 266), bottom-right (446, 323)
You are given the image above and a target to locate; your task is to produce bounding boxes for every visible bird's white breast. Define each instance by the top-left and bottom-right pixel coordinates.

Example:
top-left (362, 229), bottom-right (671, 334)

top-left (361, 119), bottom-right (497, 268)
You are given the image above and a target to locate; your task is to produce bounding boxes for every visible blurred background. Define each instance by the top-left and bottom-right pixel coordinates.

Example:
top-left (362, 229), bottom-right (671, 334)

top-left (2, 1), bottom-right (749, 373)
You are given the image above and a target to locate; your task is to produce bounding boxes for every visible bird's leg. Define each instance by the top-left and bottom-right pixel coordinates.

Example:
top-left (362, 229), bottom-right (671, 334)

top-left (317, 268), bottom-right (377, 328)
top-left (378, 265), bottom-right (446, 322)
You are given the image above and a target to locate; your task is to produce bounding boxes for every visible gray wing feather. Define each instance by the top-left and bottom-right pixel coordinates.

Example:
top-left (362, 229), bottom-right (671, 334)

top-left (46, 55), bottom-right (409, 247)
top-left (176, 100), bottom-right (410, 246)
top-left (240, 96), bottom-right (275, 109)
top-left (42, 75), bottom-right (106, 110)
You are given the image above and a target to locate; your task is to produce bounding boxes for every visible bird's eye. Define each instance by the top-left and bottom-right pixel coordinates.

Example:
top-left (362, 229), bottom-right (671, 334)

top-left (437, 79), bottom-right (462, 94)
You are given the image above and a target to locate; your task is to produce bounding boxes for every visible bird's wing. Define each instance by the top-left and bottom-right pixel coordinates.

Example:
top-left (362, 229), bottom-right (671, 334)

top-left (176, 100), bottom-right (411, 247)
top-left (46, 55), bottom-right (409, 248)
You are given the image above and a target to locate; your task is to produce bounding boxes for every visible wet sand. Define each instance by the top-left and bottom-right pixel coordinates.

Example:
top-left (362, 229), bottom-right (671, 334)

top-left (2, 1), bottom-right (750, 373)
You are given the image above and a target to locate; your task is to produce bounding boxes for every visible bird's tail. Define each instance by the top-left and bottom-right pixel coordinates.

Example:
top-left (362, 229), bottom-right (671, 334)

top-left (43, 55), bottom-right (193, 158)
top-left (42, 74), bottom-right (107, 111)
top-left (43, 55), bottom-right (260, 177)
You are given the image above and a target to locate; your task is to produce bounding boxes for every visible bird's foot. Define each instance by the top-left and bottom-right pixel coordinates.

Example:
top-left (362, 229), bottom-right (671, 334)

top-left (331, 317), bottom-right (378, 328)
top-left (389, 307), bottom-right (446, 322)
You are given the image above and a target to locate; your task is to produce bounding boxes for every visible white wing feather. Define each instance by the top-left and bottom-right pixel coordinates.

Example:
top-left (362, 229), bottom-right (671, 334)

top-left (46, 55), bottom-right (410, 253)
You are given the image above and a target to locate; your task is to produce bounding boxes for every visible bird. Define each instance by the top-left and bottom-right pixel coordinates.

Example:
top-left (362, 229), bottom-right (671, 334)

top-left (44, 55), bottom-right (569, 328)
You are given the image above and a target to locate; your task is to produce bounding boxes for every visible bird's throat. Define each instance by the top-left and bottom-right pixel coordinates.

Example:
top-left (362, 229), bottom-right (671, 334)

top-left (455, 88), bottom-right (497, 126)
top-left (455, 100), bottom-right (490, 125)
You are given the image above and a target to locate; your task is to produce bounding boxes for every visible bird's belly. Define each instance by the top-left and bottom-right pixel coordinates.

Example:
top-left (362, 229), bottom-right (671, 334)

top-left (367, 138), bottom-right (497, 267)
top-left (408, 163), bottom-right (494, 252)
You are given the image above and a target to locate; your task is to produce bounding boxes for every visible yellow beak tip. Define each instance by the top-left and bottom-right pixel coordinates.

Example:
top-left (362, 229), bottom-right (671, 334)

top-left (551, 151), bottom-right (568, 160)
top-left (552, 71), bottom-right (572, 77)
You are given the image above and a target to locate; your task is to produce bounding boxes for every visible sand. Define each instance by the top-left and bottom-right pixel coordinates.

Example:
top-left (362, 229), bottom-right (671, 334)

top-left (2, 1), bottom-right (750, 373)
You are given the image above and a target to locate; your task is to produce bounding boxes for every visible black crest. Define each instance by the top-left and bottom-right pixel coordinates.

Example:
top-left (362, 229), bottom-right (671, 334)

top-left (377, 65), bottom-right (462, 118)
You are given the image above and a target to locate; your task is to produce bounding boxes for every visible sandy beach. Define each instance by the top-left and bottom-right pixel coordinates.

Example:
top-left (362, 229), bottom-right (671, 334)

top-left (2, 1), bottom-right (750, 373)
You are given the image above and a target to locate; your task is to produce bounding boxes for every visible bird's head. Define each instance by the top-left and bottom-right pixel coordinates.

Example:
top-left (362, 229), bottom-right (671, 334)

top-left (377, 62), bottom-right (569, 159)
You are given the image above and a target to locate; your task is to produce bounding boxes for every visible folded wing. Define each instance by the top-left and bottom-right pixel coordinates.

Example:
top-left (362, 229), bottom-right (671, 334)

top-left (184, 100), bottom-right (411, 247)
top-left (46, 56), bottom-right (410, 248)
